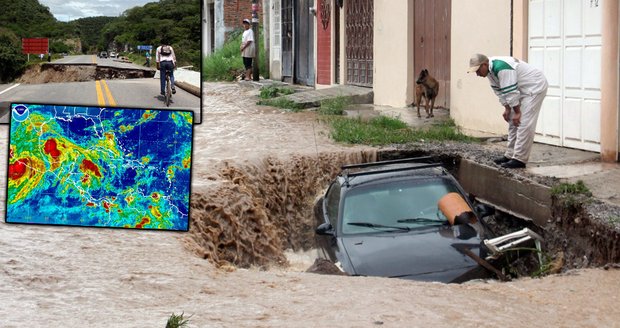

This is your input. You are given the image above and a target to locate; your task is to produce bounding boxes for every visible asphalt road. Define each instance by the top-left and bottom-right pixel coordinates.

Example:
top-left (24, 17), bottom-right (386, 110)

top-left (56, 54), bottom-right (158, 70)
top-left (0, 55), bottom-right (201, 124)
top-left (53, 54), bottom-right (99, 65)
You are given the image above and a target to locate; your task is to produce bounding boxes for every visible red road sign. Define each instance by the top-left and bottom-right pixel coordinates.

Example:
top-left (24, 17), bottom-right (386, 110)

top-left (22, 38), bottom-right (49, 54)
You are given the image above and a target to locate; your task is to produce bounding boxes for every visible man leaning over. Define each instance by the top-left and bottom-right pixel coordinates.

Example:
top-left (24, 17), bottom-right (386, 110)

top-left (468, 53), bottom-right (548, 169)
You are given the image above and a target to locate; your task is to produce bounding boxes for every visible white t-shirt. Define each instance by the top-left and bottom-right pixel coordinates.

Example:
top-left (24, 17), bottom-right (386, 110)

top-left (241, 29), bottom-right (255, 58)
top-left (156, 45), bottom-right (176, 64)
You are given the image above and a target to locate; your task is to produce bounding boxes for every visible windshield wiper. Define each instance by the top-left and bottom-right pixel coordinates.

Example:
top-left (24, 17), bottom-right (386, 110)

top-left (347, 221), bottom-right (410, 232)
top-left (396, 217), bottom-right (445, 224)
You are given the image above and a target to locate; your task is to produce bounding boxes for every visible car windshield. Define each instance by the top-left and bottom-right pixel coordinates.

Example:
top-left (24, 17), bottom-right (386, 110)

top-left (341, 177), bottom-right (461, 234)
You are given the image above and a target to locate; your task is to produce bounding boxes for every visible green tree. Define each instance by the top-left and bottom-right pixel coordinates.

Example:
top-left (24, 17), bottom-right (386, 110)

top-left (108, 0), bottom-right (201, 69)
top-left (0, 0), bottom-right (58, 37)
top-left (50, 40), bottom-right (70, 54)
top-left (74, 16), bottom-right (116, 52)
top-left (0, 28), bottom-right (27, 82)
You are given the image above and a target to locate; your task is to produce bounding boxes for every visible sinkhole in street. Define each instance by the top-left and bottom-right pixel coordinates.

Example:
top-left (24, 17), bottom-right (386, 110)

top-left (185, 150), bottom-right (620, 282)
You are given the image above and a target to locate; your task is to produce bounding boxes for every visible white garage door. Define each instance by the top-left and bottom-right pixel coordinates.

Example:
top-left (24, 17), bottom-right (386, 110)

top-left (528, 0), bottom-right (602, 152)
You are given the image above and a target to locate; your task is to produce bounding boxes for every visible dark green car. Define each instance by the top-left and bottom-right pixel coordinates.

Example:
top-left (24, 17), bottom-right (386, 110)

top-left (314, 157), bottom-right (496, 283)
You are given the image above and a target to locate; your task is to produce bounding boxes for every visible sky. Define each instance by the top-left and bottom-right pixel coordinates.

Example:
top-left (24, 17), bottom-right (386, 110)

top-left (38, 0), bottom-right (154, 22)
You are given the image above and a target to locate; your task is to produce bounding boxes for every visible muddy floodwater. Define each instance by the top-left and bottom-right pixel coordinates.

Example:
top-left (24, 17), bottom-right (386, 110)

top-left (1, 82), bottom-right (619, 327)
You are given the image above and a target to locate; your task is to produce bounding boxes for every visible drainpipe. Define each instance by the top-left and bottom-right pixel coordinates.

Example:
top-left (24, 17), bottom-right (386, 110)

top-left (252, 0), bottom-right (260, 81)
top-left (263, 0), bottom-right (270, 80)
top-left (510, 0), bottom-right (513, 56)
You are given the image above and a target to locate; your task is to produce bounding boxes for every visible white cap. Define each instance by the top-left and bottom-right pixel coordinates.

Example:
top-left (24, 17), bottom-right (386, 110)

top-left (468, 54), bottom-right (488, 73)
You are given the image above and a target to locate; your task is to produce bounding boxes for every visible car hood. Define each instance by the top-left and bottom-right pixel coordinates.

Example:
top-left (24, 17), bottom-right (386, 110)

top-left (340, 224), bottom-right (483, 281)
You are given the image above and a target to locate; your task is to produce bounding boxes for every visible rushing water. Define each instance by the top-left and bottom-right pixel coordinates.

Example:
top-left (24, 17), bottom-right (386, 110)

top-left (0, 82), bottom-right (619, 327)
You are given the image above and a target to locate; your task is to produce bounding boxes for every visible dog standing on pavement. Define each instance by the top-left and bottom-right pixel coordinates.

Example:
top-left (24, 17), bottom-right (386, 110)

top-left (414, 69), bottom-right (439, 118)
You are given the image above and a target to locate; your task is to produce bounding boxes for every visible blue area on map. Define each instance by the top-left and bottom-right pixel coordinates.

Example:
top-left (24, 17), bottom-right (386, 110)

top-left (6, 104), bottom-right (193, 231)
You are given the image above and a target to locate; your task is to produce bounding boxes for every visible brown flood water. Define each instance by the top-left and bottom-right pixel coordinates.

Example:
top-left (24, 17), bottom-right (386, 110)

top-left (0, 82), bottom-right (619, 327)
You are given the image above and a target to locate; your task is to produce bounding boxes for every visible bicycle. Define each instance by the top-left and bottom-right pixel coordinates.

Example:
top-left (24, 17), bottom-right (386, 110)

top-left (164, 69), bottom-right (172, 107)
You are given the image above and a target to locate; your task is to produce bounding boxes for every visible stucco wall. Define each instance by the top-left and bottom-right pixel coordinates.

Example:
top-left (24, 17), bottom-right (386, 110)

top-left (373, 0), bottom-right (413, 107)
top-left (450, 0), bottom-right (511, 135)
top-left (214, 0), bottom-right (225, 50)
top-left (268, 0), bottom-right (282, 80)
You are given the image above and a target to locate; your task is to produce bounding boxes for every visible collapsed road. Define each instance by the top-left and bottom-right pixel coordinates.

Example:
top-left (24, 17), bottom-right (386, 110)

top-left (18, 62), bottom-right (156, 84)
top-left (0, 55), bottom-right (201, 124)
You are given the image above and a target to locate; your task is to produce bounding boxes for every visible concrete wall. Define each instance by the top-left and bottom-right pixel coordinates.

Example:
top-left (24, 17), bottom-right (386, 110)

top-left (214, 0), bottom-right (226, 50)
top-left (373, 0), bottom-right (413, 107)
top-left (450, 0), bottom-right (511, 135)
top-left (601, 0), bottom-right (620, 161)
top-left (458, 159), bottom-right (551, 227)
top-left (512, 0), bottom-right (528, 60)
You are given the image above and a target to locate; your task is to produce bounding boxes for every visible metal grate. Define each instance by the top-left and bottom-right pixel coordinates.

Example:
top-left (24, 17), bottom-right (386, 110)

top-left (345, 0), bottom-right (373, 87)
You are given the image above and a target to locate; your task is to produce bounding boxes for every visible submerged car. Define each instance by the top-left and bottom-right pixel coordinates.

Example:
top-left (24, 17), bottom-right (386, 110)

top-left (314, 157), bottom-right (497, 283)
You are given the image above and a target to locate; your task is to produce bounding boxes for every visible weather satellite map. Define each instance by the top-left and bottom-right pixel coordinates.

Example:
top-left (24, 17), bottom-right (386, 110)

top-left (6, 103), bottom-right (193, 230)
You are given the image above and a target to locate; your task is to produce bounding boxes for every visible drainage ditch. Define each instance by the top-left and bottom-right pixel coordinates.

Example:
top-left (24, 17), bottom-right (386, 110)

top-left (185, 150), bottom-right (620, 281)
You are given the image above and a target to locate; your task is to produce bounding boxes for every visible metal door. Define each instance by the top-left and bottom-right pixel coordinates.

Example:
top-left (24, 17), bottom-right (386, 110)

top-left (345, 0), bottom-right (373, 87)
top-left (294, 0), bottom-right (315, 86)
top-left (414, 0), bottom-right (451, 108)
top-left (529, 0), bottom-right (602, 152)
top-left (282, 0), bottom-right (293, 80)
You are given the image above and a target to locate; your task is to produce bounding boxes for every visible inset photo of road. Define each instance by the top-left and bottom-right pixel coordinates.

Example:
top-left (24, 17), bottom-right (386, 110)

top-left (0, 0), bottom-right (202, 124)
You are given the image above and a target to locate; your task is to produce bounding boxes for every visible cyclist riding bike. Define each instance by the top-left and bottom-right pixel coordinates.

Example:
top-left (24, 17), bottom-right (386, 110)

top-left (156, 41), bottom-right (177, 96)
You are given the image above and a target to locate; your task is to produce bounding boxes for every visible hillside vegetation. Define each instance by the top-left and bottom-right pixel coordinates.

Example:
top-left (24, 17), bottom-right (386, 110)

top-left (0, 0), bottom-right (200, 82)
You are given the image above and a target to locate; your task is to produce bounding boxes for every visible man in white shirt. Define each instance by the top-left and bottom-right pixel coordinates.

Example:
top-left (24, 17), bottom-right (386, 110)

top-left (469, 54), bottom-right (548, 169)
top-left (240, 19), bottom-right (255, 81)
top-left (156, 41), bottom-right (177, 95)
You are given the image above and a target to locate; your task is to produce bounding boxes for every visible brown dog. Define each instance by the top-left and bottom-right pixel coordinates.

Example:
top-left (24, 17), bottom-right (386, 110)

top-left (414, 69), bottom-right (439, 118)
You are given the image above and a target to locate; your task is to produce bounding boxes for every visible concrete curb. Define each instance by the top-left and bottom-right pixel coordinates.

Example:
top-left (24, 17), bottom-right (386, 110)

top-left (175, 81), bottom-right (201, 97)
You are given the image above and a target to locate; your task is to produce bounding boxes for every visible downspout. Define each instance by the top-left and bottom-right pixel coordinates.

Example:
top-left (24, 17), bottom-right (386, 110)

top-left (510, 0), bottom-right (513, 56)
top-left (263, 0), bottom-right (270, 79)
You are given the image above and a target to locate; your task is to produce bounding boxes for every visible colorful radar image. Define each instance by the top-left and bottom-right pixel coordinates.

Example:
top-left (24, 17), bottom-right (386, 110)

top-left (6, 103), bottom-right (193, 230)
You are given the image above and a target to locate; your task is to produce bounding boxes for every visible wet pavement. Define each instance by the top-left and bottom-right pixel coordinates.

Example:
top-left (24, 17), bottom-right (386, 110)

top-left (0, 81), bottom-right (617, 327)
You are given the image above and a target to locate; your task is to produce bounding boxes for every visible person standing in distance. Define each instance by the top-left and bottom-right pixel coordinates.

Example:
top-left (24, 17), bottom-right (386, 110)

top-left (240, 19), bottom-right (255, 81)
top-left (145, 50), bottom-right (151, 67)
top-left (156, 40), bottom-right (177, 95)
top-left (468, 54), bottom-right (548, 169)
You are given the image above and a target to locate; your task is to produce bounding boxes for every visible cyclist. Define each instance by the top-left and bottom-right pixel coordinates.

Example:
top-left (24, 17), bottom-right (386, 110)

top-left (156, 40), bottom-right (177, 95)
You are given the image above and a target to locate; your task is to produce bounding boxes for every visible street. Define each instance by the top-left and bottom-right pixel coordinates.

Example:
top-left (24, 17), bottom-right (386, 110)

top-left (0, 81), bottom-right (619, 327)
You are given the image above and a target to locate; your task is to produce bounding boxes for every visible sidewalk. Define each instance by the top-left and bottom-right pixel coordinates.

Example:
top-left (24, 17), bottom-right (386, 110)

top-left (237, 80), bottom-right (374, 109)
top-left (348, 103), bottom-right (620, 207)
top-left (234, 82), bottom-right (620, 207)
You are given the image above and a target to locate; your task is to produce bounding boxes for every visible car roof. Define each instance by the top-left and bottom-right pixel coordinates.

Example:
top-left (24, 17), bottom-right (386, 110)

top-left (337, 157), bottom-right (450, 188)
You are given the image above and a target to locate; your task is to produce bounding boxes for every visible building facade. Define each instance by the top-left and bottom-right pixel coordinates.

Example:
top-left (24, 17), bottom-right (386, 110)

top-left (257, 0), bottom-right (619, 161)
top-left (451, 0), bottom-right (618, 161)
